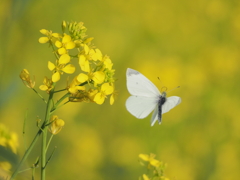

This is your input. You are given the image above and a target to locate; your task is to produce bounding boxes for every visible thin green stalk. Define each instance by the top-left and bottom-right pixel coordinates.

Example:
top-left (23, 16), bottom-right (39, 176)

top-left (41, 88), bottom-right (54, 180)
top-left (53, 88), bottom-right (67, 93)
top-left (46, 134), bottom-right (54, 153)
top-left (50, 92), bottom-right (70, 113)
top-left (10, 128), bottom-right (42, 180)
top-left (23, 109), bottom-right (28, 150)
top-left (32, 88), bottom-right (47, 104)
top-left (32, 166), bottom-right (35, 180)
top-left (45, 146), bottom-right (57, 168)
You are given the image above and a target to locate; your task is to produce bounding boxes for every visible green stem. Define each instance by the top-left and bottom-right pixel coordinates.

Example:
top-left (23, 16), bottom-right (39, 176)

top-left (45, 134), bottom-right (54, 153)
top-left (23, 109), bottom-right (28, 150)
top-left (41, 88), bottom-right (54, 180)
top-left (32, 88), bottom-right (47, 104)
top-left (53, 88), bottom-right (67, 93)
top-left (50, 92), bottom-right (70, 113)
top-left (10, 129), bottom-right (43, 180)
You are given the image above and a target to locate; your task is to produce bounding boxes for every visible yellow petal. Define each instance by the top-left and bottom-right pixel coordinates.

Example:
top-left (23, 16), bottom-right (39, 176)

top-left (62, 35), bottom-right (71, 43)
top-left (101, 83), bottom-right (113, 95)
top-left (150, 159), bottom-right (160, 167)
top-left (52, 72), bottom-right (61, 82)
top-left (76, 86), bottom-right (85, 91)
top-left (59, 54), bottom-right (70, 64)
top-left (20, 69), bottom-right (30, 81)
top-left (139, 154), bottom-right (149, 161)
top-left (39, 37), bottom-right (49, 44)
top-left (65, 41), bottom-right (75, 49)
top-left (95, 49), bottom-right (102, 60)
top-left (110, 94), bottom-right (114, 105)
top-left (62, 21), bottom-right (67, 29)
top-left (77, 73), bottom-right (88, 83)
top-left (39, 85), bottom-right (48, 91)
top-left (88, 89), bottom-right (98, 100)
top-left (89, 49), bottom-right (96, 59)
top-left (79, 55), bottom-right (90, 72)
top-left (58, 48), bottom-right (67, 55)
top-left (52, 33), bottom-right (61, 38)
top-left (94, 93), bottom-right (105, 105)
top-left (55, 119), bottom-right (65, 127)
top-left (84, 44), bottom-right (89, 54)
top-left (48, 61), bottom-right (55, 71)
top-left (104, 57), bottom-right (113, 69)
top-left (92, 71), bottom-right (105, 84)
top-left (68, 85), bottom-right (78, 94)
top-left (62, 64), bottom-right (75, 74)
top-left (142, 174), bottom-right (150, 180)
top-left (40, 29), bottom-right (49, 35)
top-left (55, 41), bottom-right (62, 48)
top-left (83, 37), bottom-right (94, 44)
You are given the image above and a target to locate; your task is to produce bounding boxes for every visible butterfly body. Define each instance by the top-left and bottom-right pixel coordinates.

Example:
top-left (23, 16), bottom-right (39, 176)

top-left (126, 68), bottom-right (181, 126)
top-left (157, 92), bottom-right (167, 122)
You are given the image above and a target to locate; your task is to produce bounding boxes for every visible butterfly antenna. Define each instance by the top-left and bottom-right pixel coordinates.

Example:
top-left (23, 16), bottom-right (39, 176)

top-left (158, 77), bottom-right (168, 92)
top-left (167, 86), bottom-right (180, 93)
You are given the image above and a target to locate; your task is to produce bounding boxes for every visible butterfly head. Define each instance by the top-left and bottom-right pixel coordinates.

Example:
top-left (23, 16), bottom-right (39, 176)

top-left (160, 86), bottom-right (168, 97)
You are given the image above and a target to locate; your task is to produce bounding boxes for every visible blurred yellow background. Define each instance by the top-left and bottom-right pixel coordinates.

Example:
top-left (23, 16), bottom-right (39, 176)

top-left (1, 0), bottom-right (240, 179)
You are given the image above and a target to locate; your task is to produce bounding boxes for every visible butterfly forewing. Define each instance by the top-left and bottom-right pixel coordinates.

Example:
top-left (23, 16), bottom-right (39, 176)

top-left (126, 96), bottom-right (158, 119)
top-left (126, 68), bottom-right (160, 97)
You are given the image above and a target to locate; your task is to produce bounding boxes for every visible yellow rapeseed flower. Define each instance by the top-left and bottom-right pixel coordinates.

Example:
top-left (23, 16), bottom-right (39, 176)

top-left (79, 54), bottom-right (90, 72)
top-left (68, 76), bottom-right (86, 94)
top-left (48, 54), bottom-right (75, 82)
top-left (89, 48), bottom-right (102, 61)
top-left (88, 89), bottom-right (98, 102)
top-left (39, 29), bottom-right (60, 44)
top-left (39, 21), bottom-right (116, 105)
top-left (91, 71), bottom-right (105, 85)
top-left (78, 45), bottom-right (103, 72)
top-left (39, 76), bottom-right (53, 93)
top-left (139, 153), bottom-right (161, 167)
top-left (102, 55), bottom-right (113, 70)
top-left (94, 83), bottom-right (114, 104)
top-left (55, 34), bottom-right (75, 55)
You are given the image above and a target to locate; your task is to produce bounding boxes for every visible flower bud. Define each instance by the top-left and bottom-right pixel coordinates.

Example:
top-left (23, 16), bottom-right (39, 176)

top-left (20, 69), bottom-right (35, 88)
top-left (49, 115), bottom-right (65, 135)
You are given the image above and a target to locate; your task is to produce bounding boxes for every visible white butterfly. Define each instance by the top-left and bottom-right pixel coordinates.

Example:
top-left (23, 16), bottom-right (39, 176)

top-left (126, 68), bottom-right (181, 126)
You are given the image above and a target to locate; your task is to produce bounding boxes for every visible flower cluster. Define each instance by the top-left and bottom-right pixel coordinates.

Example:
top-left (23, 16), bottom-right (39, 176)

top-left (139, 153), bottom-right (170, 180)
top-left (38, 21), bottom-right (116, 105)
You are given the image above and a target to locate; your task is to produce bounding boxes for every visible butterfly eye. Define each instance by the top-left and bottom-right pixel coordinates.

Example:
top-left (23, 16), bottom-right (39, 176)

top-left (161, 86), bottom-right (168, 92)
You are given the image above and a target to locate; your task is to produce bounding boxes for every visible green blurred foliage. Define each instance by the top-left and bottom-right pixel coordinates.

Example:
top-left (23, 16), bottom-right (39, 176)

top-left (1, 0), bottom-right (240, 179)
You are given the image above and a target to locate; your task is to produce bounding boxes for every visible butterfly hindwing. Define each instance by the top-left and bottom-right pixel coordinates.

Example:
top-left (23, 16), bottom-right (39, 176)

top-left (126, 96), bottom-right (158, 119)
top-left (162, 96), bottom-right (181, 114)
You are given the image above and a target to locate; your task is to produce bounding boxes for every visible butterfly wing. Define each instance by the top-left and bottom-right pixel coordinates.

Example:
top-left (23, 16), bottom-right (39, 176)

top-left (126, 68), bottom-right (160, 97)
top-left (150, 106), bottom-right (159, 126)
top-left (162, 96), bottom-right (181, 114)
top-left (126, 96), bottom-right (158, 119)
